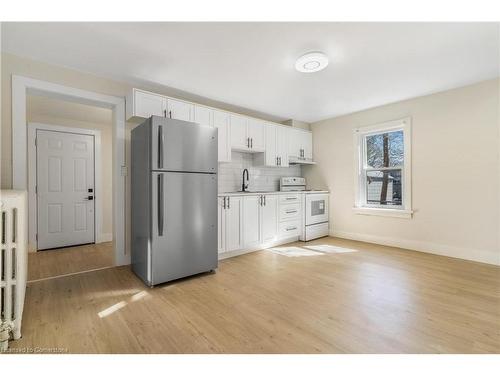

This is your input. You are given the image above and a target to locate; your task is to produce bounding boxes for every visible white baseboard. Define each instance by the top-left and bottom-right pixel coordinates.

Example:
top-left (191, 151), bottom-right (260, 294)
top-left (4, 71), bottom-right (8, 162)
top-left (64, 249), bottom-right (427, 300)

top-left (332, 230), bottom-right (500, 266)
top-left (97, 233), bottom-right (113, 243)
top-left (219, 236), bottom-right (300, 260)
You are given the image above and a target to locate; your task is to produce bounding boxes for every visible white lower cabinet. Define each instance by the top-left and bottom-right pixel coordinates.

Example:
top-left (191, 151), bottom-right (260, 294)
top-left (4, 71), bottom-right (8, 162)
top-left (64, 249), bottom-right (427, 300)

top-left (278, 220), bottom-right (301, 238)
top-left (278, 193), bottom-right (303, 239)
top-left (242, 195), bottom-right (261, 248)
top-left (218, 196), bottom-right (243, 254)
top-left (261, 195), bottom-right (278, 243)
top-left (219, 193), bottom-right (300, 257)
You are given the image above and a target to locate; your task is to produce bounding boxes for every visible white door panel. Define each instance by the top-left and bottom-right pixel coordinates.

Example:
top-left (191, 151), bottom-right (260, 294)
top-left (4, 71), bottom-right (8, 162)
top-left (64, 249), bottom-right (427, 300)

top-left (230, 114), bottom-right (248, 151)
top-left (167, 99), bottom-right (194, 121)
top-left (37, 130), bottom-right (95, 250)
top-left (135, 90), bottom-right (166, 118)
top-left (247, 119), bottom-right (265, 151)
top-left (213, 110), bottom-right (231, 162)
top-left (243, 196), bottom-right (261, 248)
top-left (225, 196), bottom-right (243, 252)
top-left (276, 126), bottom-right (289, 167)
top-left (194, 105), bottom-right (212, 127)
top-left (264, 125), bottom-right (277, 166)
top-left (261, 195), bottom-right (278, 243)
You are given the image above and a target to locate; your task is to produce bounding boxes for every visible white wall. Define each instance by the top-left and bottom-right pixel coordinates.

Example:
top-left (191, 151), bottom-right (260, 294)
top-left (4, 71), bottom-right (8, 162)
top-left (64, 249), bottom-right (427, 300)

top-left (304, 79), bottom-right (500, 265)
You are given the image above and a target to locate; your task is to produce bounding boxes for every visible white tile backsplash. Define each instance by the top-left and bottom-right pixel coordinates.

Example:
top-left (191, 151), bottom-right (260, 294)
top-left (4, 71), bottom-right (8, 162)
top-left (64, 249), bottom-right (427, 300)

top-left (218, 152), bottom-right (302, 193)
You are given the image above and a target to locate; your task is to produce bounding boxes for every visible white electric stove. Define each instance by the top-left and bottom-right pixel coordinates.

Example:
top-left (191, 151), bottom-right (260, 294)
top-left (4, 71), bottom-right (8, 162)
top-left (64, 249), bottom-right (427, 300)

top-left (280, 177), bottom-right (330, 241)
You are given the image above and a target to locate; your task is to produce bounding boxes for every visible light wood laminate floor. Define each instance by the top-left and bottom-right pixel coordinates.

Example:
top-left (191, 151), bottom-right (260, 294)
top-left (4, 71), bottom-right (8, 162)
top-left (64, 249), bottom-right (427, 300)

top-left (28, 242), bottom-right (114, 281)
top-left (10, 237), bottom-right (500, 353)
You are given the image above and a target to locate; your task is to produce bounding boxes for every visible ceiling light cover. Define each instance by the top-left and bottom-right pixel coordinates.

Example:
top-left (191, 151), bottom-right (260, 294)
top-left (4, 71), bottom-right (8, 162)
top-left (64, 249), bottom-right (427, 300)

top-left (295, 52), bottom-right (329, 73)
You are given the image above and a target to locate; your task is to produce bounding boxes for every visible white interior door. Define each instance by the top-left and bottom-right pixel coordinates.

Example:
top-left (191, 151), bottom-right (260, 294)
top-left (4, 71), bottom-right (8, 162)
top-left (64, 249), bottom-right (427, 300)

top-left (37, 129), bottom-right (95, 250)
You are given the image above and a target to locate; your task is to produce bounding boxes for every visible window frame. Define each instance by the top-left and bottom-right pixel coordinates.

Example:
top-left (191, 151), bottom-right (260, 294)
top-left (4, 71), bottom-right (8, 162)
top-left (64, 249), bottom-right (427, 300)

top-left (353, 117), bottom-right (412, 218)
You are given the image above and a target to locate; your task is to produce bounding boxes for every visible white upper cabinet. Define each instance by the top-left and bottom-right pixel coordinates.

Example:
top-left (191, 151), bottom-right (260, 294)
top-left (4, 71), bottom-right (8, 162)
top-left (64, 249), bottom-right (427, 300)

top-left (289, 128), bottom-right (313, 162)
top-left (246, 118), bottom-right (266, 152)
top-left (230, 114), bottom-right (248, 151)
top-left (127, 89), bottom-right (167, 119)
top-left (213, 110), bottom-right (231, 163)
top-left (193, 105), bottom-right (213, 127)
top-left (257, 124), bottom-right (289, 167)
top-left (276, 126), bottom-right (290, 167)
top-left (126, 88), bottom-right (313, 164)
top-left (230, 115), bottom-right (265, 153)
top-left (167, 98), bottom-right (194, 122)
top-left (262, 125), bottom-right (278, 166)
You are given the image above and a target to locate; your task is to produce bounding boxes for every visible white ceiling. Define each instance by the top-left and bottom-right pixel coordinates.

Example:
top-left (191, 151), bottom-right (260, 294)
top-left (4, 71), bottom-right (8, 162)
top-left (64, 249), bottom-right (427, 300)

top-left (3, 22), bottom-right (499, 123)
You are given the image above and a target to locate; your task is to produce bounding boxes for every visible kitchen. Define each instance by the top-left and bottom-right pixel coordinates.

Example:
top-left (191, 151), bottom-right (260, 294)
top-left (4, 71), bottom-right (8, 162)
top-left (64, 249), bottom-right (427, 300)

top-left (127, 87), bottom-right (330, 285)
top-left (0, 18), bottom-right (499, 371)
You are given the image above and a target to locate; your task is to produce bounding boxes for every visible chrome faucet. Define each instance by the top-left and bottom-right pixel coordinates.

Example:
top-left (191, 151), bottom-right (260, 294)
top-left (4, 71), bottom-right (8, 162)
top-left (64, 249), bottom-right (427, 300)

top-left (242, 169), bottom-right (249, 192)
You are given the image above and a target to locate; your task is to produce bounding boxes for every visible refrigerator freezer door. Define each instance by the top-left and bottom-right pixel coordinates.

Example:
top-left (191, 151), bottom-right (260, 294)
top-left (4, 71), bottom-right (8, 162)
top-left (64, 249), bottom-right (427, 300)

top-left (151, 116), bottom-right (218, 173)
top-left (151, 171), bottom-right (218, 285)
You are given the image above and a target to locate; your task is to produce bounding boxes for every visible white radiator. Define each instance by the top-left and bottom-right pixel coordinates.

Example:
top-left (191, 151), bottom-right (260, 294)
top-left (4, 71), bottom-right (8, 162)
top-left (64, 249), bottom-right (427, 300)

top-left (0, 190), bottom-right (28, 348)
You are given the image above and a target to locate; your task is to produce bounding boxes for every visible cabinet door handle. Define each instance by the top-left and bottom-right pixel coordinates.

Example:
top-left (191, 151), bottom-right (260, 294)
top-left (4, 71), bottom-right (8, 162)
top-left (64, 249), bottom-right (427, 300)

top-left (276, 156), bottom-right (279, 166)
top-left (227, 197), bottom-right (230, 209)
top-left (251, 138), bottom-right (253, 148)
top-left (163, 109), bottom-right (167, 118)
top-left (285, 197), bottom-right (296, 200)
top-left (264, 195), bottom-right (266, 206)
top-left (286, 226), bottom-right (297, 231)
top-left (169, 110), bottom-right (172, 119)
top-left (223, 197), bottom-right (226, 209)
top-left (247, 137), bottom-right (249, 148)
top-left (279, 156), bottom-right (281, 166)
top-left (285, 209), bottom-right (297, 214)
top-left (260, 195), bottom-right (263, 206)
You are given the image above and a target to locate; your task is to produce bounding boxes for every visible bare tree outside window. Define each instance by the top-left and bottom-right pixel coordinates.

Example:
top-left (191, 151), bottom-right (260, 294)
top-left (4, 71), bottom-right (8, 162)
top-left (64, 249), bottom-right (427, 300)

top-left (364, 130), bottom-right (404, 206)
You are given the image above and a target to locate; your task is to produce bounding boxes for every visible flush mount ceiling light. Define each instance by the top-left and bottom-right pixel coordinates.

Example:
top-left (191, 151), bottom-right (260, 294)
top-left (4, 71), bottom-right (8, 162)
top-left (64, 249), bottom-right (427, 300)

top-left (295, 52), bottom-right (329, 73)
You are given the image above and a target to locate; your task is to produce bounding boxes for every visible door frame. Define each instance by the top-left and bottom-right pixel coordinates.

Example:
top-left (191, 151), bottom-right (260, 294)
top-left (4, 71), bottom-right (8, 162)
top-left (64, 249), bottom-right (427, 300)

top-left (27, 123), bottom-right (104, 251)
top-left (12, 75), bottom-right (128, 265)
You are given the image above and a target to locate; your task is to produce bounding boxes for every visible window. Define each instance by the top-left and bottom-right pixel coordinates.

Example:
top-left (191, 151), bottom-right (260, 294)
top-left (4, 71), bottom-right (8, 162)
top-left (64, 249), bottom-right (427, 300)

top-left (354, 118), bottom-right (412, 218)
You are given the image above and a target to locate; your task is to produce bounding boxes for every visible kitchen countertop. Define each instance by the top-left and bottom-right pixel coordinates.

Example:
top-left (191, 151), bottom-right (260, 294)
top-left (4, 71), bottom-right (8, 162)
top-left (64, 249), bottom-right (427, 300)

top-left (218, 190), bottom-right (329, 197)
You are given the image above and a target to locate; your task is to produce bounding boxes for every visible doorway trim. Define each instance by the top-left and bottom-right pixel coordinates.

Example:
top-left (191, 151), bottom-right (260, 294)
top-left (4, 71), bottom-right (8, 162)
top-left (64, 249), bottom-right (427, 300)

top-left (27, 122), bottom-right (105, 251)
top-left (12, 75), bottom-right (129, 265)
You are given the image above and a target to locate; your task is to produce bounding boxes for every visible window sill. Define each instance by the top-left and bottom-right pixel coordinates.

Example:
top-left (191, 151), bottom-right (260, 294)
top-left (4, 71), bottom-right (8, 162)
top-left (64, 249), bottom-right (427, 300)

top-left (353, 207), bottom-right (413, 219)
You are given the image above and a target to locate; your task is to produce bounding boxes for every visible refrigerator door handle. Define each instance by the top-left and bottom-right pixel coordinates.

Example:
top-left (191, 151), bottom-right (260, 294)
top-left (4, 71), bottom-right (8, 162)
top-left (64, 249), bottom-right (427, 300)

top-left (158, 125), bottom-right (164, 169)
top-left (158, 174), bottom-right (164, 236)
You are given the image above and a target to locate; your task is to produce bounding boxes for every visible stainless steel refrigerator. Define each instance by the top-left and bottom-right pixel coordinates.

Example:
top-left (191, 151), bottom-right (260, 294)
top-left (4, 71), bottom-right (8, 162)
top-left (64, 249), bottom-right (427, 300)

top-left (131, 116), bottom-right (218, 286)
